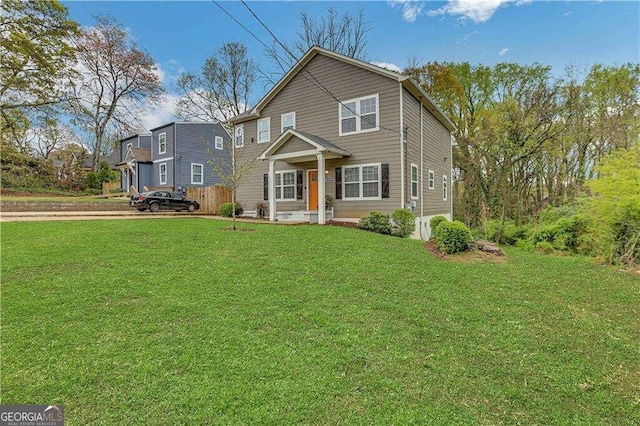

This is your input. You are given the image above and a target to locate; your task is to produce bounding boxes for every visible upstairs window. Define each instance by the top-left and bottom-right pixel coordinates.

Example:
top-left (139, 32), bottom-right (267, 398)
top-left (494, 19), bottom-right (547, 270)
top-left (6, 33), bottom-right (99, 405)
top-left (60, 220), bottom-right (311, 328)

top-left (215, 136), bottom-right (223, 150)
top-left (158, 132), bottom-right (167, 154)
top-left (258, 117), bottom-right (270, 143)
top-left (234, 124), bottom-right (244, 148)
top-left (339, 94), bottom-right (379, 136)
top-left (281, 112), bottom-right (296, 133)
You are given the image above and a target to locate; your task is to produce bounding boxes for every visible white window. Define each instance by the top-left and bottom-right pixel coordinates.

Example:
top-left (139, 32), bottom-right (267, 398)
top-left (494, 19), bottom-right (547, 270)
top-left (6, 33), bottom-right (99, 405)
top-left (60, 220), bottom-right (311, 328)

top-left (443, 175), bottom-right (448, 201)
top-left (343, 163), bottom-right (381, 200)
top-left (158, 132), bottom-right (166, 154)
top-left (339, 94), bottom-right (379, 136)
top-left (126, 142), bottom-right (133, 150)
top-left (215, 136), bottom-right (223, 150)
top-left (428, 170), bottom-right (435, 190)
top-left (275, 170), bottom-right (296, 201)
top-left (281, 112), bottom-right (296, 133)
top-left (411, 164), bottom-right (419, 199)
top-left (191, 163), bottom-right (203, 185)
top-left (257, 117), bottom-right (270, 143)
top-left (159, 162), bottom-right (167, 185)
top-left (235, 124), bottom-right (244, 148)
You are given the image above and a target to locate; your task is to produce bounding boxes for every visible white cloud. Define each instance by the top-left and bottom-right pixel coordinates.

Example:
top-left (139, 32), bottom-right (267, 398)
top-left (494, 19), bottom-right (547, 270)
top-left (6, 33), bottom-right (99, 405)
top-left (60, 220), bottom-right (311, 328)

top-left (389, 0), bottom-right (424, 23)
top-left (427, 0), bottom-right (532, 23)
top-left (563, 11), bottom-right (573, 16)
top-left (499, 47), bottom-right (509, 56)
top-left (456, 30), bottom-right (479, 44)
top-left (137, 94), bottom-right (180, 131)
top-left (371, 61), bottom-right (402, 72)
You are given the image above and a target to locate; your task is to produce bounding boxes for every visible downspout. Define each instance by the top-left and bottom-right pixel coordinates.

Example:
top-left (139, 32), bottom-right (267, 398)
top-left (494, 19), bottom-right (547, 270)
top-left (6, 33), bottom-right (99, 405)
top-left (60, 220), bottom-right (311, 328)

top-left (173, 124), bottom-right (177, 190)
top-left (399, 83), bottom-right (405, 208)
top-left (420, 104), bottom-right (426, 241)
top-left (450, 132), bottom-right (454, 219)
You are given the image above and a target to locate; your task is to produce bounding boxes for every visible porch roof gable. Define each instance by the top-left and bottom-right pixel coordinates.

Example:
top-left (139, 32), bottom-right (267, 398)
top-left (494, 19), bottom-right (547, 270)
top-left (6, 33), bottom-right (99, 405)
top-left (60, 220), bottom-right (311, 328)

top-left (258, 129), bottom-right (350, 162)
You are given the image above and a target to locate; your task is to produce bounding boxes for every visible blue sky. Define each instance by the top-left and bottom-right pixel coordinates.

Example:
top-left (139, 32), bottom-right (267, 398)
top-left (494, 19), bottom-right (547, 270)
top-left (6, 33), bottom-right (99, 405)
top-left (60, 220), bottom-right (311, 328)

top-left (63, 1), bottom-right (640, 127)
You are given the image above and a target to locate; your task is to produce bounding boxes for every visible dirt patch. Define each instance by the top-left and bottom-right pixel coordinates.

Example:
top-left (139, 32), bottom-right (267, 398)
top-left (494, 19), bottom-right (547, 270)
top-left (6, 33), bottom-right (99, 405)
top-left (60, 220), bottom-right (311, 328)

top-left (327, 220), bottom-right (360, 229)
top-left (423, 240), bottom-right (506, 264)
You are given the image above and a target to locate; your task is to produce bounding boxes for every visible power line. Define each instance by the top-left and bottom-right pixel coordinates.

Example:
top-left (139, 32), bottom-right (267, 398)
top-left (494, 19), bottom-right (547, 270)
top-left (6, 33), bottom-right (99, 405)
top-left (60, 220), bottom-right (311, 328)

top-left (220, 0), bottom-right (398, 134)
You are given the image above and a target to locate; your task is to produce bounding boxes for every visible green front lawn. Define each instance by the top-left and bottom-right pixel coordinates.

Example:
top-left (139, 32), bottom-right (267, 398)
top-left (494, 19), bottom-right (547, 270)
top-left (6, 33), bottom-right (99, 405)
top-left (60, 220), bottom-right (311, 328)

top-left (2, 219), bottom-right (638, 424)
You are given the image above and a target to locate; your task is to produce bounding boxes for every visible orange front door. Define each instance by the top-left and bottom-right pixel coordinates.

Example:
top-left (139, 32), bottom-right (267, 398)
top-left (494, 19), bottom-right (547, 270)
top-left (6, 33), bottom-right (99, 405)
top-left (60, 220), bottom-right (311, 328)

top-left (308, 170), bottom-right (318, 210)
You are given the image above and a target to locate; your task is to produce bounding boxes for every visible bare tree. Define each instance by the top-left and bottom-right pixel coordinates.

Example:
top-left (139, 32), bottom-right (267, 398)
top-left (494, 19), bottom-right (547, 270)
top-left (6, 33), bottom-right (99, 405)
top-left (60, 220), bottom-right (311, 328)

top-left (264, 7), bottom-right (370, 84)
top-left (175, 42), bottom-right (255, 123)
top-left (68, 15), bottom-right (163, 171)
top-left (30, 116), bottom-right (80, 159)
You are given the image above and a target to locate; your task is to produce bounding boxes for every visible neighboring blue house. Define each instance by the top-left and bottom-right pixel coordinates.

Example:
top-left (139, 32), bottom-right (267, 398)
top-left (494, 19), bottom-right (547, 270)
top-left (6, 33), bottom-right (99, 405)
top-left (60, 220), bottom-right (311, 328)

top-left (117, 122), bottom-right (231, 192)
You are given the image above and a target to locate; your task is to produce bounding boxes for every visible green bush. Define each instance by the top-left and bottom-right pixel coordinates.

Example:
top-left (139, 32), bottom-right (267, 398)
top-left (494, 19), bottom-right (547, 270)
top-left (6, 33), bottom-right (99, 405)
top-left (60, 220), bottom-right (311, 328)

top-left (429, 215), bottom-right (448, 236)
top-left (391, 209), bottom-right (415, 238)
top-left (535, 241), bottom-right (554, 254)
top-left (359, 211), bottom-right (392, 235)
top-left (434, 220), bottom-right (473, 254)
top-left (531, 214), bottom-right (589, 252)
top-left (85, 161), bottom-right (118, 190)
top-left (220, 202), bottom-right (243, 217)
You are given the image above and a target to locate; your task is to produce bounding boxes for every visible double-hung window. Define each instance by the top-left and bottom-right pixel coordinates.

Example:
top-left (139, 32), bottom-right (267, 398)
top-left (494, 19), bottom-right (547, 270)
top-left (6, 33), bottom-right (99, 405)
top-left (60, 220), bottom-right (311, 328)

top-left (428, 170), bottom-right (435, 190)
top-left (235, 124), bottom-right (244, 148)
top-left (191, 163), bottom-right (203, 185)
top-left (411, 164), bottom-right (419, 199)
top-left (281, 112), bottom-right (295, 133)
top-left (215, 136), bottom-right (223, 150)
top-left (258, 117), bottom-right (270, 143)
top-left (343, 164), bottom-right (381, 200)
top-left (158, 132), bottom-right (167, 154)
top-left (159, 162), bottom-right (167, 185)
top-left (339, 94), bottom-right (379, 136)
top-left (275, 170), bottom-right (295, 200)
top-left (443, 175), bottom-right (448, 201)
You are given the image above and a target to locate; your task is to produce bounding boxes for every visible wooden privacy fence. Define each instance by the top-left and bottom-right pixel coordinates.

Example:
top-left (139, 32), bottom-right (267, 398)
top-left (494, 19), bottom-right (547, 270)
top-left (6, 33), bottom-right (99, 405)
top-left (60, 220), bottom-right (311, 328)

top-left (102, 181), bottom-right (120, 195)
top-left (186, 185), bottom-right (231, 214)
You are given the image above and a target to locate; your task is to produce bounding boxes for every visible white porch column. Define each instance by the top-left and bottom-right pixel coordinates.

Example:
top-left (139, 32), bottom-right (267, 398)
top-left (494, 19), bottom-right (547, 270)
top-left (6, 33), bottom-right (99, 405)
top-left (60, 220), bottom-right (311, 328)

top-left (317, 152), bottom-right (326, 225)
top-left (268, 159), bottom-right (276, 221)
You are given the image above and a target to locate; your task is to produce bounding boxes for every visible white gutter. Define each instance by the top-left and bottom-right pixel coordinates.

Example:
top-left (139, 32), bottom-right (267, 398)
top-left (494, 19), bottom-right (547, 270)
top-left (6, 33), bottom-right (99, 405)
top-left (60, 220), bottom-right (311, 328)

top-left (399, 83), bottom-right (405, 208)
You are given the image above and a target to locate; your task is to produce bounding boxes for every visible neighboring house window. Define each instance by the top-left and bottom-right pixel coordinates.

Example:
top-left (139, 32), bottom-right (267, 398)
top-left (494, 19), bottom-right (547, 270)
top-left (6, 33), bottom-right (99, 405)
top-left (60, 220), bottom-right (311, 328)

top-left (428, 170), bottom-right (435, 190)
top-left (191, 163), bottom-right (203, 185)
top-left (281, 112), bottom-right (296, 133)
top-left (275, 170), bottom-right (295, 200)
top-left (343, 163), bottom-right (381, 200)
top-left (258, 117), bottom-right (270, 143)
top-left (127, 142), bottom-right (132, 150)
top-left (339, 94), bottom-right (379, 136)
top-left (411, 164), bottom-right (419, 199)
top-left (159, 132), bottom-right (167, 154)
top-left (443, 175), bottom-right (448, 201)
top-left (159, 162), bottom-right (167, 185)
top-left (215, 136), bottom-right (223, 150)
top-left (235, 124), bottom-right (244, 148)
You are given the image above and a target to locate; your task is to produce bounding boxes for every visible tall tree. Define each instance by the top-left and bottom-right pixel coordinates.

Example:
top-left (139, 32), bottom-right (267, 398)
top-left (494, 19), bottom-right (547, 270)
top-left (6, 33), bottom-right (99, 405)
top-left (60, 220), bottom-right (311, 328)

top-left (264, 7), bottom-right (370, 83)
top-left (175, 42), bottom-right (255, 122)
top-left (0, 0), bottom-right (78, 112)
top-left (68, 15), bottom-right (163, 170)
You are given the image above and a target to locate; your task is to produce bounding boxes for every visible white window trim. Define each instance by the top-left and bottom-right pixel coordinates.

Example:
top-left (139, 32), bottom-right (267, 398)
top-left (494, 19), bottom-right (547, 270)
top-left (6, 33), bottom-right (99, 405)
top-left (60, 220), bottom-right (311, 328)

top-left (235, 124), bottom-right (244, 148)
top-left (443, 175), bottom-right (448, 201)
top-left (342, 163), bottom-right (382, 201)
top-left (281, 112), bottom-right (296, 133)
top-left (275, 169), bottom-right (296, 201)
top-left (338, 94), bottom-right (379, 136)
top-left (126, 142), bottom-right (133, 150)
top-left (257, 117), bottom-right (271, 143)
top-left (411, 163), bottom-right (419, 200)
top-left (159, 162), bottom-right (167, 185)
top-left (214, 136), bottom-right (223, 150)
top-left (158, 132), bottom-right (167, 155)
top-left (428, 170), bottom-right (435, 190)
top-left (191, 163), bottom-right (204, 185)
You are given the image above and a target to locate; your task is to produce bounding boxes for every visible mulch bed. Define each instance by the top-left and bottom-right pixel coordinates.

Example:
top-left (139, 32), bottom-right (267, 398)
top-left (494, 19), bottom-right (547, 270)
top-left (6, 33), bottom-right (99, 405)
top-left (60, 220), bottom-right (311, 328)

top-left (326, 220), bottom-right (360, 229)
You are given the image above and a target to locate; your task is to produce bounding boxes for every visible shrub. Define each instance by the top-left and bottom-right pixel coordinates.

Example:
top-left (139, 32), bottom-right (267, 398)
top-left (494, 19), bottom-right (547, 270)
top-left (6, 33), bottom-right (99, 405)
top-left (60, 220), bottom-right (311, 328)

top-left (220, 202), bottom-right (243, 217)
top-left (358, 211), bottom-right (392, 235)
top-left (429, 215), bottom-right (448, 236)
top-left (391, 209), bottom-right (415, 238)
top-left (434, 220), bottom-right (473, 254)
top-left (535, 241), bottom-right (554, 254)
top-left (530, 214), bottom-right (590, 253)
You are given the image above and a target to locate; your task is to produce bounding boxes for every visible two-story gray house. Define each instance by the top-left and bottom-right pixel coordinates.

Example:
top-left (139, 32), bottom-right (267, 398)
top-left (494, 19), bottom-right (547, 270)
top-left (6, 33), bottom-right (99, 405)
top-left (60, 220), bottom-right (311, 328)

top-left (228, 46), bottom-right (455, 237)
top-left (117, 122), bottom-right (231, 192)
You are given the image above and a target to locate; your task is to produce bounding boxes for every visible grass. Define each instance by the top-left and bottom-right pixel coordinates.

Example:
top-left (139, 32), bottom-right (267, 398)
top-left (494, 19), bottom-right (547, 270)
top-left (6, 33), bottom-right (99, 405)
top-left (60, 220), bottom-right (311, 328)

top-left (2, 219), bottom-right (639, 424)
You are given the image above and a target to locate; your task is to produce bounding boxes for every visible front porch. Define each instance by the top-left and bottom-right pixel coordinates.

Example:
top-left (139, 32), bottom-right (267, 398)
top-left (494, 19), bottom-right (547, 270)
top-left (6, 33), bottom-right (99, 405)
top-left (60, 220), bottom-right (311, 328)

top-left (258, 129), bottom-right (350, 225)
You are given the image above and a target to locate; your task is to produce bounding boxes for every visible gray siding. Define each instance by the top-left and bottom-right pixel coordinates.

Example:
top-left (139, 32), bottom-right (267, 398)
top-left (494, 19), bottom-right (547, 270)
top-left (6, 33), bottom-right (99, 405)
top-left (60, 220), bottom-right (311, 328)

top-left (234, 53), bottom-right (403, 218)
top-left (174, 123), bottom-right (231, 188)
top-left (276, 136), bottom-right (313, 155)
top-left (138, 163), bottom-right (153, 190)
top-left (151, 124), bottom-right (175, 164)
top-left (402, 88), bottom-right (452, 216)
